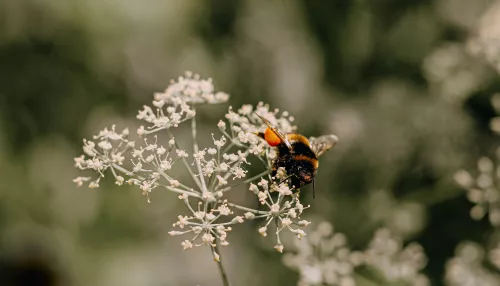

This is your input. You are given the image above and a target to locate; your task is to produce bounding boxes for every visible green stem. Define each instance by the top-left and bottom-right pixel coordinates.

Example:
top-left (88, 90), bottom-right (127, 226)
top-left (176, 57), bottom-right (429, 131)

top-left (212, 243), bottom-right (231, 286)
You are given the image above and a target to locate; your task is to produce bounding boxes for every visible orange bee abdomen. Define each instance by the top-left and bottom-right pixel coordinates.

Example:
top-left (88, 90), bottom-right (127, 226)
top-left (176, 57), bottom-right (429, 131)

top-left (264, 127), bottom-right (282, 146)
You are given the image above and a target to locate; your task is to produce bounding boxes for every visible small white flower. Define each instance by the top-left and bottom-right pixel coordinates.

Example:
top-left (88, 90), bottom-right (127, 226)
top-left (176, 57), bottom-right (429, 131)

top-left (217, 120), bottom-right (226, 130)
top-left (244, 212), bottom-right (256, 219)
top-left (249, 183), bottom-right (259, 194)
top-left (73, 176), bottom-right (90, 187)
top-left (214, 136), bottom-right (226, 148)
top-left (156, 146), bottom-right (166, 155)
top-left (160, 160), bottom-right (172, 170)
top-left (194, 211), bottom-right (206, 220)
top-left (202, 233), bottom-right (215, 245)
top-left (181, 240), bottom-right (193, 250)
top-left (115, 176), bottom-right (124, 185)
top-left (193, 150), bottom-right (206, 161)
top-left (258, 191), bottom-right (268, 203)
top-left (168, 180), bottom-right (181, 188)
top-left (232, 167), bottom-right (246, 179)
top-left (219, 162), bottom-right (229, 172)
top-left (213, 251), bottom-right (220, 262)
top-left (274, 244), bottom-right (284, 253)
top-left (259, 226), bottom-right (268, 237)
top-left (176, 150), bottom-right (188, 158)
top-left (270, 204), bottom-right (280, 214)
top-left (258, 178), bottom-right (269, 190)
top-left (298, 220), bottom-right (311, 227)
top-left (112, 153), bottom-right (125, 164)
top-left (137, 126), bottom-right (145, 136)
top-left (98, 140), bottom-right (112, 151)
top-left (178, 193), bottom-right (189, 200)
top-left (216, 175), bottom-right (228, 186)
top-left (89, 181), bottom-right (99, 189)
top-left (232, 216), bottom-right (244, 223)
top-left (282, 218), bottom-right (292, 227)
top-left (218, 205), bottom-right (231, 216)
top-left (168, 231), bottom-right (183, 236)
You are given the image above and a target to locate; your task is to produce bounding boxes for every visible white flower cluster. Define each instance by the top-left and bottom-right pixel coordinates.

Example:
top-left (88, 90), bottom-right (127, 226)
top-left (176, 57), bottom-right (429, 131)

top-left (489, 93), bottom-right (500, 134)
top-left (364, 228), bottom-right (429, 286)
top-left (454, 154), bottom-right (500, 226)
top-left (136, 71), bottom-right (229, 135)
top-left (445, 241), bottom-right (500, 286)
top-left (283, 223), bottom-right (430, 286)
top-left (73, 72), bottom-right (312, 257)
top-left (422, 42), bottom-right (491, 103)
top-left (283, 222), bottom-right (363, 286)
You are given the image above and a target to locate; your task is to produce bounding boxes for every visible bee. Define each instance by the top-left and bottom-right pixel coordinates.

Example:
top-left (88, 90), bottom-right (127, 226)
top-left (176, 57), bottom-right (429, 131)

top-left (255, 113), bottom-right (338, 198)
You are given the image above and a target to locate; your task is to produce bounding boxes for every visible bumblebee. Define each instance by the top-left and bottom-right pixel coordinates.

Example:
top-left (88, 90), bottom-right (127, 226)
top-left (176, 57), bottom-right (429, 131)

top-left (255, 113), bottom-right (338, 198)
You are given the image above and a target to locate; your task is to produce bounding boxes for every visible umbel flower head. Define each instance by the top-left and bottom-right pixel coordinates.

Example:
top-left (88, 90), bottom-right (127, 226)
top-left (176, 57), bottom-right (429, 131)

top-left (73, 71), bottom-right (316, 255)
top-left (283, 222), bottom-right (429, 286)
top-left (454, 152), bottom-right (500, 226)
top-left (445, 241), bottom-right (500, 286)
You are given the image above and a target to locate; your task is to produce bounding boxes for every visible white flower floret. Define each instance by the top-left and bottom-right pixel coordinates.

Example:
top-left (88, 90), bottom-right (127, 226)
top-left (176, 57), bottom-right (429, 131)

top-left (115, 176), bottom-right (124, 186)
top-left (194, 211), bottom-right (206, 220)
top-left (137, 126), bottom-right (145, 136)
top-left (160, 160), bottom-right (172, 170)
top-left (298, 220), bottom-right (312, 227)
top-left (216, 175), bottom-right (228, 186)
top-left (73, 176), bottom-right (90, 187)
top-left (282, 218), bottom-right (292, 227)
top-left (206, 213), bottom-right (216, 221)
top-left (98, 140), bottom-right (112, 151)
top-left (258, 191), bottom-right (268, 203)
top-left (168, 231), bottom-right (183, 236)
top-left (249, 183), bottom-right (259, 194)
top-left (244, 212), bottom-right (256, 219)
top-left (232, 167), bottom-right (247, 179)
top-left (213, 251), bottom-right (220, 262)
top-left (217, 120), bottom-right (226, 130)
top-left (219, 162), bottom-right (229, 172)
top-left (176, 149), bottom-right (188, 158)
top-left (156, 146), bottom-right (166, 155)
top-left (232, 216), bottom-right (244, 223)
top-left (259, 226), bottom-right (268, 237)
top-left (214, 136), bottom-right (226, 148)
top-left (112, 153), bottom-right (125, 164)
top-left (89, 181), bottom-right (99, 189)
top-left (218, 204), bottom-right (231, 216)
top-left (178, 193), bottom-right (189, 200)
top-left (258, 178), bottom-right (269, 190)
top-left (202, 233), bottom-right (215, 245)
top-left (270, 204), bottom-right (280, 214)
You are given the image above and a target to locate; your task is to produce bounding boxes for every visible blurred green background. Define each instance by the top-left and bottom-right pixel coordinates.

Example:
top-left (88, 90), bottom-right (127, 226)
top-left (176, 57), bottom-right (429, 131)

top-left (1, 0), bottom-right (500, 285)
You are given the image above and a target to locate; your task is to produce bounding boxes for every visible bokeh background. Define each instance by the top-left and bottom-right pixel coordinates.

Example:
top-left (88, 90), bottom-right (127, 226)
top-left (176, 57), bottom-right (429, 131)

top-left (1, 0), bottom-right (500, 285)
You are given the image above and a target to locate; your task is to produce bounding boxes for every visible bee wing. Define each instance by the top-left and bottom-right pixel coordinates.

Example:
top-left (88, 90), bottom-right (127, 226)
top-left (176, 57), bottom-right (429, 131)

top-left (254, 113), bottom-right (293, 150)
top-left (309, 134), bottom-right (338, 157)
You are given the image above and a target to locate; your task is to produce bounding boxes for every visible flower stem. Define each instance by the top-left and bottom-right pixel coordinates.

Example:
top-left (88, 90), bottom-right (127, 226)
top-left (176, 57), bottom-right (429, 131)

top-left (212, 243), bottom-right (231, 286)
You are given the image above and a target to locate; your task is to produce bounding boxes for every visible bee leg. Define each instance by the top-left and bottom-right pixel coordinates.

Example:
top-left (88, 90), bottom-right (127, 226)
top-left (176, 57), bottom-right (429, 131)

top-left (312, 179), bottom-right (315, 199)
top-left (277, 174), bottom-right (294, 185)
